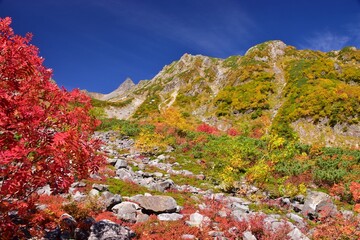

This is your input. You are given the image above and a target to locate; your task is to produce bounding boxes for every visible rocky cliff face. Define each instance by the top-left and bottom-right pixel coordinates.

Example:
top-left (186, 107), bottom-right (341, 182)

top-left (89, 40), bottom-right (360, 148)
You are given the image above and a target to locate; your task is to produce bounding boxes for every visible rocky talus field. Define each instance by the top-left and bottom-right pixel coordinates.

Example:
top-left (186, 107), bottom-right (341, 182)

top-left (34, 130), bottom-right (359, 239)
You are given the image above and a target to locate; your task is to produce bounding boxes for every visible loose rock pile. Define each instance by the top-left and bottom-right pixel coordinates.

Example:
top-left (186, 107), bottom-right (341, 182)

top-left (34, 131), bottom-right (354, 239)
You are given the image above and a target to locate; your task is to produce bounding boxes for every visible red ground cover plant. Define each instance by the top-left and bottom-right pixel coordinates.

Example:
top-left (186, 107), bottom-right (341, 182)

top-left (0, 17), bottom-right (104, 236)
top-left (94, 211), bottom-right (122, 224)
top-left (133, 215), bottom-right (208, 240)
top-left (227, 127), bottom-right (241, 137)
top-left (350, 181), bottom-right (360, 213)
top-left (313, 213), bottom-right (360, 239)
top-left (196, 123), bottom-right (219, 135)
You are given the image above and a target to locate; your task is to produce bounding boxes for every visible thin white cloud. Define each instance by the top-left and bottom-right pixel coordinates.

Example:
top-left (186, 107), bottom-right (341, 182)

top-left (91, 0), bottom-right (255, 57)
top-left (301, 31), bottom-right (350, 51)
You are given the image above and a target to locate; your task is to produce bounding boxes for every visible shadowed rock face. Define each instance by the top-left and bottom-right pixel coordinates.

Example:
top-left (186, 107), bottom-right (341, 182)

top-left (88, 220), bottom-right (135, 240)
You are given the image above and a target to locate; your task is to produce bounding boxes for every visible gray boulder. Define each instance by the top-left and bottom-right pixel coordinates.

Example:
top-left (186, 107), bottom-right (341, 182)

top-left (116, 169), bottom-right (135, 181)
top-left (111, 202), bottom-right (141, 222)
top-left (301, 191), bottom-right (337, 219)
top-left (88, 220), bottom-right (135, 240)
top-left (231, 209), bottom-right (248, 222)
top-left (286, 213), bottom-right (306, 229)
top-left (101, 191), bottom-right (122, 211)
top-left (150, 179), bottom-right (174, 192)
top-left (131, 195), bottom-right (177, 213)
top-left (115, 159), bottom-right (128, 169)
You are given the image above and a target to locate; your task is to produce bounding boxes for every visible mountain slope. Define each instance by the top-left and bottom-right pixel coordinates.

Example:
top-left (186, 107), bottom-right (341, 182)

top-left (89, 40), bottom-right (360, 148)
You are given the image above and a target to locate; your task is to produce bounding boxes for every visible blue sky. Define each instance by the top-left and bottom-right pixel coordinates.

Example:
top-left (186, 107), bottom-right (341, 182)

top-left (1, 0), bottom-right (360, 93)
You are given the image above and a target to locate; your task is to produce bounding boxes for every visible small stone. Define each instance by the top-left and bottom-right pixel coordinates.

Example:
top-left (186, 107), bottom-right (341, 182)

top-left (181, 234), bottom-right (196, 239)
top-left (286, 213), bottom-right (306, 228)
top-left (243, 231), bottom-right (257, 240)
top-left (341, 210), bottom-right (354, 219)
top-left (153, 172), bottom-right (164, 178)
top-left (208, 231), bottom-right (224, 237)
top-left (231, 210), bottom-right (247, 222)
top-left (287, 227), bottom-right (310, 240)
top-left (92, 183), bottom-right (109, 192)
top-left (158, 213), bottom-right (183, 221)
top-left (181, 170), bottom-right (194, 177)
top-left (71, 181), bottom-right (87, 188)
top-left (186, 212), bottom-right (210, 227)
top-left (230, 202), bottom-right (249, 212)
top-left (115, 159), bottom-right (128, 169)
top-left (217, 210), bottom-right (227, 218)
top-left (90, 173), bottom-right (102, 180)
top-left (106, 158), bottom-right (118, 165)
top-left (73, 191), bottom-right (87, 202)
top-left (89, 189), bottom-right (100, 197)
top-left (37, 185), bottom-right (52, 195)
top-left (196, 174), bottom-right (206, 180)
top-left (150, 179), bottom-right (174, 192)
top-left (157, 154), bottom-right (167, 161)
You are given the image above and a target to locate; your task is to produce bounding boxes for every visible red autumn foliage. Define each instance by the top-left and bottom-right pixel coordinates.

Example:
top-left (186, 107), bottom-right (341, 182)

top-left (94, 211), bottom-right (121, 224)
top-left (313, 214), bottom-right (360, 239)
top-left (227, 127), bottom-right (240, 136)
top-left (133, 215), bottom-right (207, 240)
top-left (0, 17), bottom-right (104, 235)
top-left (250, 127), bottom-right (264, 139)
top-left (350, 181), bottom-right (360, 202)
top-left (196, 123), bottom-right (219, 135)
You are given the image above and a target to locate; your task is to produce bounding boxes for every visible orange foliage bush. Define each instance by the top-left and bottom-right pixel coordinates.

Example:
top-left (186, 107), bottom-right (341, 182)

top-left (350, 182), bottom-right (360, 202)
top-left (313, 214), bottom-right (360, 239)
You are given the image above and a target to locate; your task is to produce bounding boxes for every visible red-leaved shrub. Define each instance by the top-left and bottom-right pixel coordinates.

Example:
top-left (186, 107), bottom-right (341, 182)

top-left (0, 17), bottom-right (104, 236)
top-left (227, 127), bottom-right (240, 136)
top-left (196, 123), bottom-right (218, 135)
top-left (313, 214), bottom-right (360, 239)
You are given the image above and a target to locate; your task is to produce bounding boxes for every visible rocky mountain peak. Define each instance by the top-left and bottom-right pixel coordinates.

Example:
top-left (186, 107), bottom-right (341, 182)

top-left (245, 40), bottom-right (287, 61)
top-left (90, 77), bottom-right (136, 101)
top-left (88, 40), bottom-right (360, 148)
top-left (113, 77), bottom-right (135, 93)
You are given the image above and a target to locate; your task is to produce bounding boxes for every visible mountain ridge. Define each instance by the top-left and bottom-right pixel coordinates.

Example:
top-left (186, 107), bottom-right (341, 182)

top-left (88, 40), bottom-right (360, 148)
